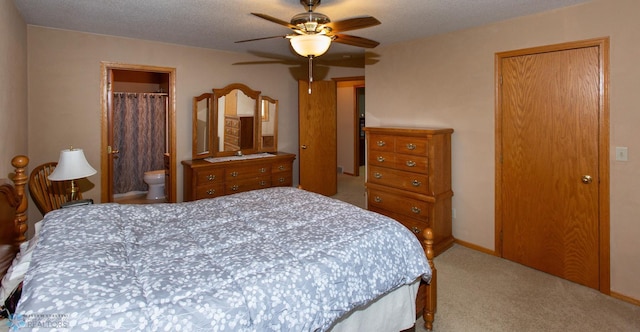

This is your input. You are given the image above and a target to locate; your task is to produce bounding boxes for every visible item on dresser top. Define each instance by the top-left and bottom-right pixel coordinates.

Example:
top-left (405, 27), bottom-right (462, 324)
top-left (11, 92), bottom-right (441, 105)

top-left (17, 187), bottom-right (432, 331)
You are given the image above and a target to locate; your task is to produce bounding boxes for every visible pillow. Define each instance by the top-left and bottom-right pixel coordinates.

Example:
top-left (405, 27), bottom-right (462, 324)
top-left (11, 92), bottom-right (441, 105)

top-left (0, 220), bottom-right (42, 304)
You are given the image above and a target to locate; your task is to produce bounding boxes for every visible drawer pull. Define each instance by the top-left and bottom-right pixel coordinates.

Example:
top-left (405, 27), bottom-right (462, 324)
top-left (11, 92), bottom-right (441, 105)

top-left (376, 140), bottom-right (386, 147)
top-left (406, 143), bottom-right (416, 150)
top-left (411, 206), bottom-right (421, 214)
top-left (231, 185), bottom-right (239, 191)
top-left (374, 172), bottom-right (383, 179)
top-left (406, 160), bottom-right (416, 167)
top-left (374, 196), bottom-right (382, 203)
top-left (411, 226), bottom-right (421, 234)
top-left (412, 179), bottom-right (422, 187)
top-left (278, 177), bottom-right (285, 183)
top-left (278, 165), bottom-right (285, 171)
top-left (259, 167), bottom-right (267, 173)
top-left (206, 189), bottom-right (215, 195)
top-left (377, 156), bottom-right (385, 162)
top-left (230, 171), bottom-right (238, 177)
top-left (207, 174), bottom-right (216, 181)
top-left (259, 181), bottom-right (266, 186)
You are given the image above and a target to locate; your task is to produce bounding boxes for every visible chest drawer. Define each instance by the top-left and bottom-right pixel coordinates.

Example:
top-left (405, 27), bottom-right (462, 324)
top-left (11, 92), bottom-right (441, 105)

top-left (226, 164), bottom-right (271, 179)
top-left (395, 136), bottom-right (428, 155)
top-left (368, 206), bottom-right (429, 242)
top-left (368, 165), bottom-right (430, 194)
top-left (395, 154), bottom-right (428, 173)
top-left (368, 188), bottom-right (431, 222)
top-left (368, 151), bottom-right (396, 168)
top-left (194, 168), bottom-right (225, 186)
top-left (369, 134), bottom-right (396, 152)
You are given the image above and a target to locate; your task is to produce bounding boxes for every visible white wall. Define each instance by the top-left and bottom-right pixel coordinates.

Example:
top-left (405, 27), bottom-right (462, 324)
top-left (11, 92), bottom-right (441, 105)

top-left (365, 0), bottom-right (640, 301)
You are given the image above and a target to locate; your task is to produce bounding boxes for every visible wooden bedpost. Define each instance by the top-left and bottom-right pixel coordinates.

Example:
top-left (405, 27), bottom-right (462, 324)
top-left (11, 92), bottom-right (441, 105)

top-left (423, 227), bottom-right (437, 330)
top-left (11, 155), bottom-right (29, 243)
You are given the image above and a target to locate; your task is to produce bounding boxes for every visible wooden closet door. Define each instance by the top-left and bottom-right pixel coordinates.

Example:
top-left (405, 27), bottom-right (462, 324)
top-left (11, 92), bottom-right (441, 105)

top-left (499, 44), bottom-right (603, 289)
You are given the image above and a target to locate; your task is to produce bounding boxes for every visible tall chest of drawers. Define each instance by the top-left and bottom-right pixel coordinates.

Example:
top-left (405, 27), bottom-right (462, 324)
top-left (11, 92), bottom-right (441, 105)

top-left (364, 127), bottom-right (454, 256)
top-left (182, 152), bottom-right (295, 201)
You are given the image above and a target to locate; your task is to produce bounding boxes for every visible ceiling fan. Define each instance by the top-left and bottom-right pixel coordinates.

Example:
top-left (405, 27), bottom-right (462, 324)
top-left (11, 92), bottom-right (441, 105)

top-left (236, 0), bottom-right (381, 92)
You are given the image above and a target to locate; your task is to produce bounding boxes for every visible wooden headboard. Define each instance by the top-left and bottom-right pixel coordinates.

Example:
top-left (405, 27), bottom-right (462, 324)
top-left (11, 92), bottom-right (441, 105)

top-left (0, 155), bottom-right (29, 280)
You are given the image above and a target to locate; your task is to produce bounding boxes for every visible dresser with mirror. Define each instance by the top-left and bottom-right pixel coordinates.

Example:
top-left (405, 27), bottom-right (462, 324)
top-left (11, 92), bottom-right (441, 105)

top-left (183, 83), bottom-right (295, 201)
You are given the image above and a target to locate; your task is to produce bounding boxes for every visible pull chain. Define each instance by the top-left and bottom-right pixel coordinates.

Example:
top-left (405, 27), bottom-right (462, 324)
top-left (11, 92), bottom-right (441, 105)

top-left (308, 56), bottom-right (314, 94)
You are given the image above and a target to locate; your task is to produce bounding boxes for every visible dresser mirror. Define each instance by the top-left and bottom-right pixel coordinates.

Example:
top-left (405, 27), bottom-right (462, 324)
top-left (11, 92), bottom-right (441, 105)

top-left (192, 93), bottom-right (213, 159)
top-left (260, 96), bottom-right (278, 152)
top-left (192, 83), bottom-right (264, 159)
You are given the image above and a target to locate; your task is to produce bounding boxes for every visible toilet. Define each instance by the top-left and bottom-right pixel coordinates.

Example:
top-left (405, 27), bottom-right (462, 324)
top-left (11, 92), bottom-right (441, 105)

top-left (143, 170), bottom-right (165, 200)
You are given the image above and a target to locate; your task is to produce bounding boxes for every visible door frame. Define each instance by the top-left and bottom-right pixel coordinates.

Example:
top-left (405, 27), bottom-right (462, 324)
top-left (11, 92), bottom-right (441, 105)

top-left (99, 62), bottom-right (177, 203)
top-left (494, 37), bottom-right (610, 293)
top-left (334, 76), bottom-right (365, 176)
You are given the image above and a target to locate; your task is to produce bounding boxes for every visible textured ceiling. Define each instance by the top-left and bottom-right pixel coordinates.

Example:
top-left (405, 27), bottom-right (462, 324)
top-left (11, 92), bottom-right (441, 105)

top-left (14, 0), bottom-right (592, 61)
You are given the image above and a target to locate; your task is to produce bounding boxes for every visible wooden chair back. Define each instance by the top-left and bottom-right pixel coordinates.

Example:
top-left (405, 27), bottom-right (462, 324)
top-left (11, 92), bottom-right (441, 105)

top-left (28, 162), bottom-right (80, 215)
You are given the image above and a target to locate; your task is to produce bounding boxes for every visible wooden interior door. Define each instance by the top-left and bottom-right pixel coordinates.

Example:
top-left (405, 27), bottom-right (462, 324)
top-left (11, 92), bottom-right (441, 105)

top-left (298, 80), bottom-right (337, 196)
top-left (497, 39), bottom-right (609, 290)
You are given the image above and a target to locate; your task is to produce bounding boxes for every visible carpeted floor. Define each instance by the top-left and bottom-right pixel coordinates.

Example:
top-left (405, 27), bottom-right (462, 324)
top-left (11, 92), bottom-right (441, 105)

top-left (416, 245), bottom-right (640, 331)
top-left (332, 170), bottom-right (640, 332)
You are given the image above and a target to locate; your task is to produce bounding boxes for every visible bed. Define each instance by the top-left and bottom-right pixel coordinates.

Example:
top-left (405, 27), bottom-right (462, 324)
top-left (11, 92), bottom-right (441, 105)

top-left (0, 156), bottom-right (437, 331)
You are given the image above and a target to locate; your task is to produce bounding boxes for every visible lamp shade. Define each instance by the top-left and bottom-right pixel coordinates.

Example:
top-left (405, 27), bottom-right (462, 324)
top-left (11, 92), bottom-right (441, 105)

top-left (290, 34), bottom-right (332, 57)
top-left (48, 148), bottom-right (97, 181)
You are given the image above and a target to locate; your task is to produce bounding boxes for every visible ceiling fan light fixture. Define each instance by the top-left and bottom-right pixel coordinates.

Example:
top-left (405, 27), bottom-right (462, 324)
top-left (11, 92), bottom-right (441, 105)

top-left (289, 34), bottom-right (332, 57)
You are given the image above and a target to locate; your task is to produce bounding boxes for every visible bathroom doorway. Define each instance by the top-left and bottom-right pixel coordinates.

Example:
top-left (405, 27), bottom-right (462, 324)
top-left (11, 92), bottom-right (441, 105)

top-left (100, 62), bottom-right (177, 203)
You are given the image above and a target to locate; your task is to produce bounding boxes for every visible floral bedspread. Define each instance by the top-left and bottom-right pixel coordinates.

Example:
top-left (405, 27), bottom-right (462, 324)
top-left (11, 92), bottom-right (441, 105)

top-left (17, 187), bottom-right (430, 331)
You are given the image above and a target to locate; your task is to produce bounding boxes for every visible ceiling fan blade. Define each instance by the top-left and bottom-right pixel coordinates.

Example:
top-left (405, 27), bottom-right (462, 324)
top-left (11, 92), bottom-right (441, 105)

top-left (235, 35), bottom-right (285, 43)
top-left (333, 34), bottom-right (380, 48)
top-left (251, 13), bottom-right (297, 29)
top-left (327, 16), bottom-right (381, 33)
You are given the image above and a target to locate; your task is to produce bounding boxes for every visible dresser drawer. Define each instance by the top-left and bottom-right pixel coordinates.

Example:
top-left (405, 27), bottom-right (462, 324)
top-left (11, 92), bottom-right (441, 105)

top-left (368, 165), bottom-right (430, 194)
top-left (369, 134), bottom-right (395, 152)
top-left (272, 173), bottom-right (292, 187)
top-left (395, 136), bottom-right (428, 155)
top-left (226, 164), bottom-right (271, 179)
top-left (225, 117), bottom-right (239, 127)
top-left (194, 168), bottom-right (225, 185)
top-left (225, 126), bottom-right (240, 137)
top-left (225, 176), bottom-right (271, 194)
top-left (368, 188), bottom-right (431, 222)
top-left (194, 184), bottom-right (224, 200)
top-left (272, 161), bottom-right (292, 174)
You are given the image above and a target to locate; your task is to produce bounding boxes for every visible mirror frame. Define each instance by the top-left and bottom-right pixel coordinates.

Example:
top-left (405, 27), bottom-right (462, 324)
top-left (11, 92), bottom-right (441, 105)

top-left (260, 96), bottom-right (278, 153)
top-left (192, 93), bottom-right (213, 159)
top-left (211, 83), bottom-right (261, 158)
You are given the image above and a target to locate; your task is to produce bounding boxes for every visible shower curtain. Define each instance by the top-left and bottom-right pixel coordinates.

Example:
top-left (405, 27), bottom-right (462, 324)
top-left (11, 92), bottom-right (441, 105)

top-left (112, 93), bottom-right (167, 195)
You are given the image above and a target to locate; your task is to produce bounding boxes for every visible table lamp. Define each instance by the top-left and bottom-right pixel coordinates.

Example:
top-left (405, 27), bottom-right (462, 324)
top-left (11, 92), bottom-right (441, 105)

top-left (48, 147), bottom-right (97, 201)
